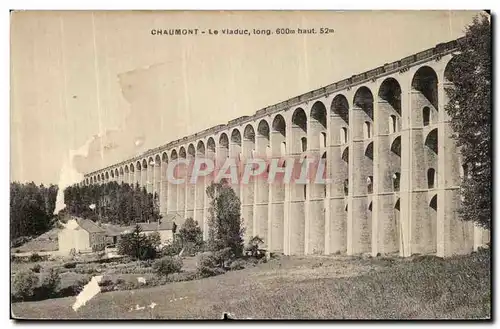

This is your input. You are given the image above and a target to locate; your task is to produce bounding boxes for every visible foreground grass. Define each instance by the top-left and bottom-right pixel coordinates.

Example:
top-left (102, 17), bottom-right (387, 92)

top-left (12, 250), bottom-right (490, 320)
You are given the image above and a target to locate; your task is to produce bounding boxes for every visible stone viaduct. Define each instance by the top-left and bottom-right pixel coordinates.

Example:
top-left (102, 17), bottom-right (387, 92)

top-left (83, 37), bottom-right (489, 257)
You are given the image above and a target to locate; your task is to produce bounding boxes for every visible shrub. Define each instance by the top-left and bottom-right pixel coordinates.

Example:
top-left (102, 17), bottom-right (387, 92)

top-left (153, 256), bottom-right (183, 276)
top-left (29, 253), bottom-right (43, 262)
top-left (31, 264), bottom-right (42, 273)
top-left (178, 218), bottom-right (204, 255)
top-left (37, 268), bottom-right (61, 298)
top-left (161, 239), bottom-right (183, 257)
top-left (196, 252), bottom-right (226, 278)
top-left (12, 270), bottom-right (39, 300)
top-left (63, 262), bottom-right (77, 269)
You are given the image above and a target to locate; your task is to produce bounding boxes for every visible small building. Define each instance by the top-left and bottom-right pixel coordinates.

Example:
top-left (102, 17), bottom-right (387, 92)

top-left (58, 217), bottom-right (106, 255)
top-left (136, 220), bottom-right (174, 243)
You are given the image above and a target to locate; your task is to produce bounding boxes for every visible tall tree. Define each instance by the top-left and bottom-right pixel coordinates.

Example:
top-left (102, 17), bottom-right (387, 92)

top-left (206, 181), bottom-right (244, 256)
top-left (445, 14), bottom-right (491, 228)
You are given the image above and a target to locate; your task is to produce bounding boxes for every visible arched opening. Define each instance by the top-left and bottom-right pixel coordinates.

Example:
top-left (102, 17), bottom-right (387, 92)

top-left (342, 147), bottom-right (349, 163)
top-left (301, 137), bottom-right (307, 152)
top-left (343, 179), bottom-right (349, 196)
top-left (292, 108), bottom-right (307, 134)
top-left (207, 137), bottom-right (216, 154)
top-left (311, 101), bottom-right (327, 127)
top-left (353, 86), bottom-right (374, 120)
top-left (364, 121), bottom-right (372, 139)
top-left (367, 176), bottom-right (373, 194)
top-left (272, 115), bottom-right (287, 137)
top-left (365, 142), bottom-right (373, 161)
top-left (272, 115), bottom-right (286, 158)
top-left (258, 120), bottom-right (270, 140)
top-left (378, 77), bottom-right (402, 115)
top-left (244, 125), bottom-right (256, 143)
top-left (170, 149), bottom-right (178, 161)
top-left (187, 144), bottom-right (196, 158)
top-left (105, 172), bottom-right (109, 180)
top-left (429, 194), bottom-right (437, 211)
top-left (280, 141), bottom-right (287, 156)
top-left (110, 170), bottom-right (114, 178)
top-left (391, 136), bottom-right (401, 157)
top-left (219, 133), bottom-right (229, 150)
top-left (231, 129), bottom-right (242, 146)
top-left (393, 172), bottom-right (401, 192)
top-left (341, 127), bottom-right (348, 144)
top-left (389, 115), bottom-right (398, 134)
top-left (412, 66), bottom-right (439, 110)
top-left (331, 94), bottom-right (349, 124)
top-left (427, 168), bottom-right (436, 189)
top-left (179, 147), bottom-right (187, 159)
top-left (197, 141), bottom-right (206, 156)
top-left (425, 128), bottom-right (438, 154)
top-left (321, 132), bottom-right (327, 148)
top-left (423, 106), bottom-right (431, 126)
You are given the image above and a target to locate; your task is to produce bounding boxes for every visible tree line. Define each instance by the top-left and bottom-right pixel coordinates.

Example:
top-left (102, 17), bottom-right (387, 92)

top-left (10, 182), bottom-right (58, 239)
top-left (63, 182), bottom-right (161, 225)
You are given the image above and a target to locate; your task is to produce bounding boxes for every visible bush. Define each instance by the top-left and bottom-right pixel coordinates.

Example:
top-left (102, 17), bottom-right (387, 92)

top-left (12, 270), bottom-right (39, 300)
top-left (196, 252), bottom-right (226, 278)
top-left (161, 238), bottom-right (183, 257)
top-left (153, 256), bottom-right (183, 276)
top-left (63, 262), bottom-right (77, 269)
top-left (36, 268), bottom-right (61, 298)
top-left (31, 264), bottom-right (42, 273)
top-left (29, 253), bottom-right (43, 262)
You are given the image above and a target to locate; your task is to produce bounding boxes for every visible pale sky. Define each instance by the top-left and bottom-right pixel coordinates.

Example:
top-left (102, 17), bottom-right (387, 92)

top-left (10, 10), bottom-right (482, 185)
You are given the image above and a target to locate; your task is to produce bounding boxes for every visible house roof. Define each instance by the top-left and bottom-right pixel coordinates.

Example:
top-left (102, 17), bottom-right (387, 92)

top-left (75, 217), bottom-right (106, 234)
top-left (106, 214), bottom-right (178, 235)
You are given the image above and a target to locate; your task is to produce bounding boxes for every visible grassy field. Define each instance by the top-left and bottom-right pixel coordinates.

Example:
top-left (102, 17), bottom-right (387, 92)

top-left (11, 250), bottom-right (491, 320)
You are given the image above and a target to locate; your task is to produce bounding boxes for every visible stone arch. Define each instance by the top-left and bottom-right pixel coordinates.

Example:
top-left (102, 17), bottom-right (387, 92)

top-left (331, 94), bottom-right (349, 123)
top-left (170, 149), bottom-right (178, 160)
top-left (155, 154), bottom-right (161, 165)
top-left (142, 158), bottom-right (148, 169)
top-left (244, 124), bottom-right (256, 142)
top-left (272, 114), bottom-right (286, 136)
top-left (231, 129), bottom-right (242, 146)
top-left (179, 146), bottom-right (187, 159)
top-left (207, 137), bottom-right (216, 153)
top-left (310, 101), bottom-right (327, 128)
top-left (148, 156), bottom-right (155, 167)
top-left (257, 120), bottom-right (270, 139)
top-left (97, 174), bottom-right (101, 182)
top-left (424, 128), bottom-right (438, 154)
top-left (391, 136), bottom-right (401, 157)
top-left (119, 167), bottom-right (124, 175)
top-left (429, 194), bottom-right (437, 211)
top-left (130, 163), bottom-right (135, 172)
top-left (101, 173), bottom-right (105, 181)
top-left (412, 66), bottom-right (439, 110)
top-left (162, 152), bottom-right (168, 163)
top-left (197, 140), bottom-right (206, 155)
top-left (105, 172), bottom-right (109, 180)
top-left (341, 147), bottom-right (349, 163)
top-left (353, 86), bottom-right (374, 119)
top-left (188, 144), bottom-right (196, 157)
top-left (365, 142), bottom-right (373, 160)
top-left (219, 133), bottom-right (229, 149)
top-left (378, 77), bottom-right (402, 115)
top-left (292, 108), bottom-right (307, 132)
top-left (110, 170), bottom-right (115, 178)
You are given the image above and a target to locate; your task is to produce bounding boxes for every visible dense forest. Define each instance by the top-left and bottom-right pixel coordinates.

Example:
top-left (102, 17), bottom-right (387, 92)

top-left (10, 182), bottom-right (58, 239)
top-left (63, 182), bottom-right (161, 225)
